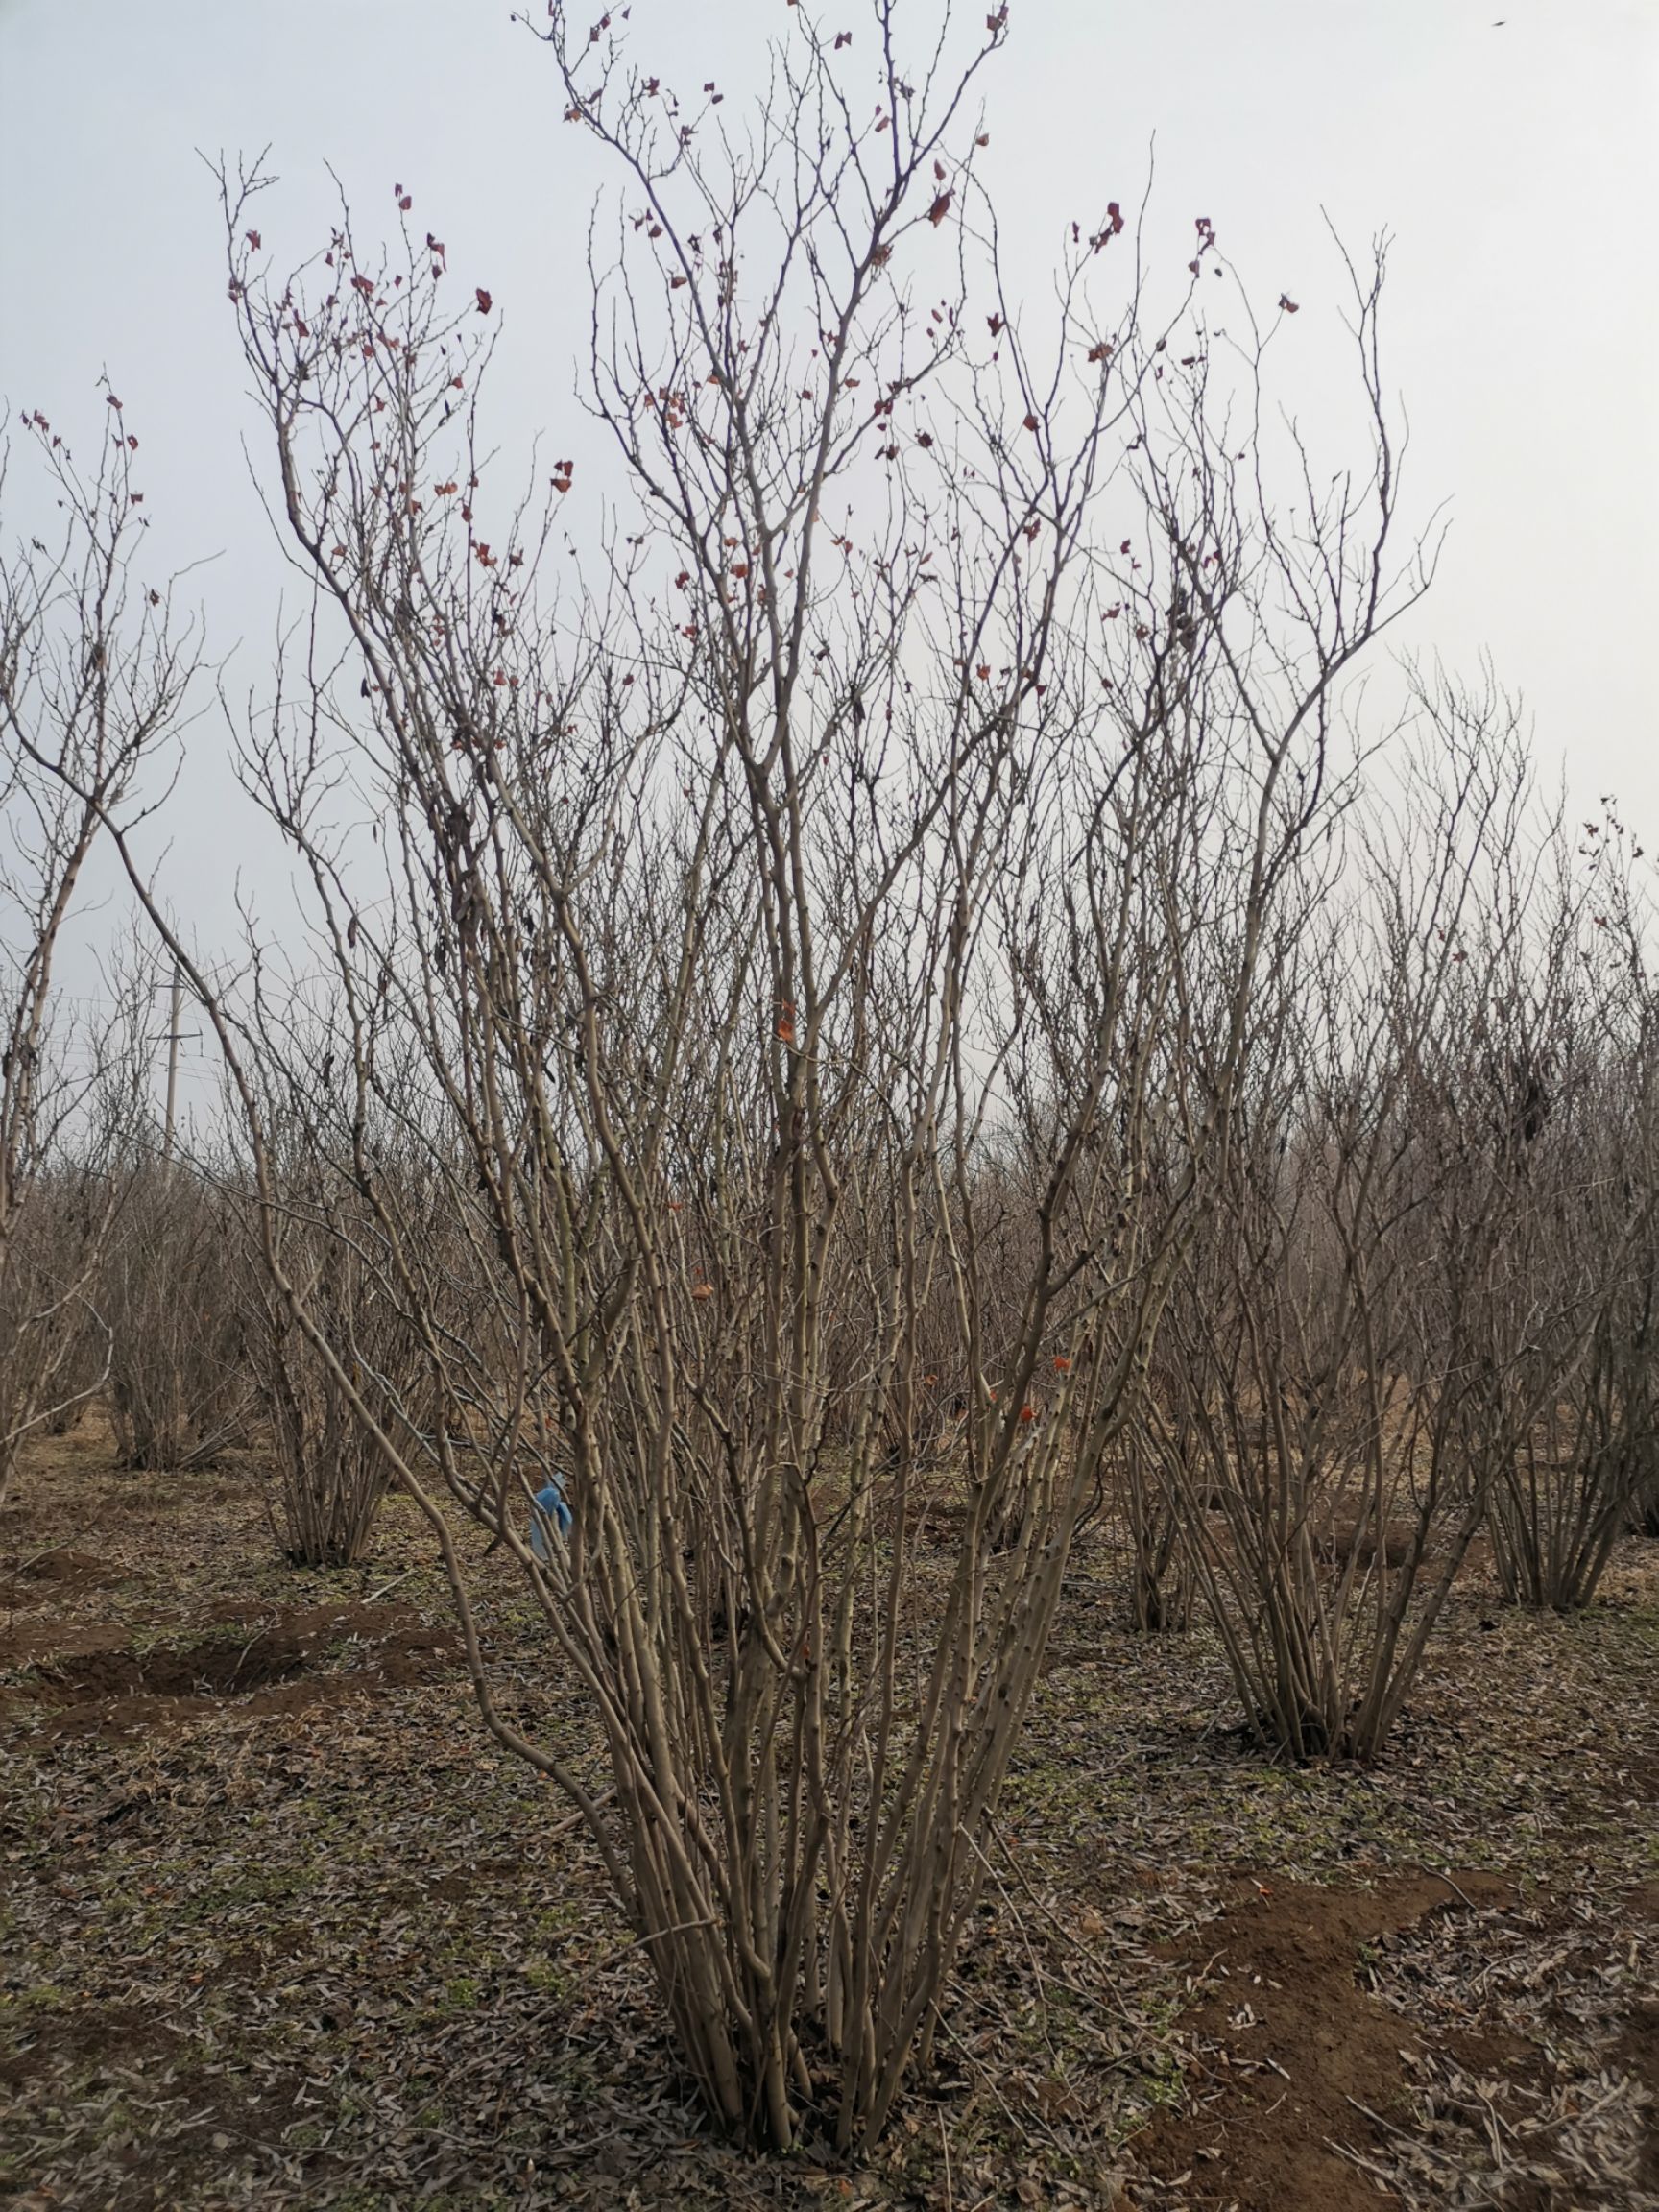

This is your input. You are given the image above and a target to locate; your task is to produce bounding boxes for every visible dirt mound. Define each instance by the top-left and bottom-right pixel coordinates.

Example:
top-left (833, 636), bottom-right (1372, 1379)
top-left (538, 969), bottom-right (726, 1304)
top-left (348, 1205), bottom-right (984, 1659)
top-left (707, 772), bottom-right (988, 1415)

top-left (0, 1999), bottom-right (309, 2209)
top-left (2, 1547), bottom-right (118, 1590)
top-left (0, 1623), bottom-right (130, 1671)
top-left (0, 2002), bottom-right (185, 2096)
top-left (38, 1633), bottom-right (309, 1700)
top-left (6, 1601), bottom-right (465, 1739)
top-left (203, 1599), bottom-right (468, 1686)
top-left (1133, 1869), bottom-right (1513, 2212)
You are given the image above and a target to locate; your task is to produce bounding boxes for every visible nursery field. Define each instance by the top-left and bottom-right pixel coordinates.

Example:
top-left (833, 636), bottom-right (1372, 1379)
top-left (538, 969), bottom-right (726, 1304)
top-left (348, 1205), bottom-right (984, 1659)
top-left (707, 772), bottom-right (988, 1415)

top-left (2, 1424), bottom-right (1655, 2212)
top-left (6, 0), bottom-right (1659, 2200)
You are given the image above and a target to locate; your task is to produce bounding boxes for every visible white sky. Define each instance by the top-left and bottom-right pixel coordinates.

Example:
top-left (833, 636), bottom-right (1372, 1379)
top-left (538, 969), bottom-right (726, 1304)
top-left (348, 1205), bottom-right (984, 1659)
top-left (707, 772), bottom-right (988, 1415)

top-left (2, 0), bottom-right (1656, 1075)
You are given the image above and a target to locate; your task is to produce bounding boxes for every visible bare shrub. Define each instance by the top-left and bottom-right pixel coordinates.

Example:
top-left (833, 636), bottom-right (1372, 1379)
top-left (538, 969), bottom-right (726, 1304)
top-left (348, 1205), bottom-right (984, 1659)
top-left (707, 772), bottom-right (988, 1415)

top-left (0, 1093), bottom-right (129, 1476)
top-left (0, 411), bottom-right (188, 1506)
top-left (1634, 1423), bottom-right (1659, 1538)
top-left (0, 1169), bottom-right (109, 1479)
top-left (1497, 1282), bottom-right (1659, 1594)
top-left (1479, 811), bottom-right (1659, 1607)
top-left (102, 1159), bottom-right (257, 1471)
top-left (1141, 690), bottom-right (1659, 1755)
top-left (238, 1135), bottom-right (447, 1567)
top-left (92, 5), bottom-right (1427, 2153)
top-left (1119, 1414), bottom-right (1193, 1632)
top-left (247, 1285), bottom-right (397, 1567)
top-left (1141, 697), bottom-right (1606, 1758)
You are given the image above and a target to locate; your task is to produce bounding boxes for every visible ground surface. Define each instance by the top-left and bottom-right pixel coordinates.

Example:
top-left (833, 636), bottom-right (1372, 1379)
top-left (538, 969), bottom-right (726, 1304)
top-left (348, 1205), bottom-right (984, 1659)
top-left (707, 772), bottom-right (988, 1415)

top-left (2, 1425), bottom-right (1655, 2211)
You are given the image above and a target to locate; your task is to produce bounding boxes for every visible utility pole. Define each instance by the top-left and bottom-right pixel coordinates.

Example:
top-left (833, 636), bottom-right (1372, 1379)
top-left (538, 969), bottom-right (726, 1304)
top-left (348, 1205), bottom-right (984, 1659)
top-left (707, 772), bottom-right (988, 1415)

top-left (163, 963), bottom-right (182, 1162)
top-left (158, 964), bottom-right (200, 1162)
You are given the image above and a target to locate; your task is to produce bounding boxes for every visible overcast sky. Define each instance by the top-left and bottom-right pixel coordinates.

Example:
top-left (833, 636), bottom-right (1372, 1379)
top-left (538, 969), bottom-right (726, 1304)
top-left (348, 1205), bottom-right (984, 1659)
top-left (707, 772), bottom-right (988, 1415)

top-left (2, 0), bottom-right (1656, 1083)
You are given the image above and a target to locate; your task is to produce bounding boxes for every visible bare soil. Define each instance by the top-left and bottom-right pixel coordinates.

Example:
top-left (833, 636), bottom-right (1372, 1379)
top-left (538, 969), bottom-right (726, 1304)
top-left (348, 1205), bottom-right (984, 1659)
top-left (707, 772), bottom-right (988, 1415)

top-left (3, 1421), bottom-right (1655, 2210)
top-left (1137, 1872), bottom-right (1518, 2209)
